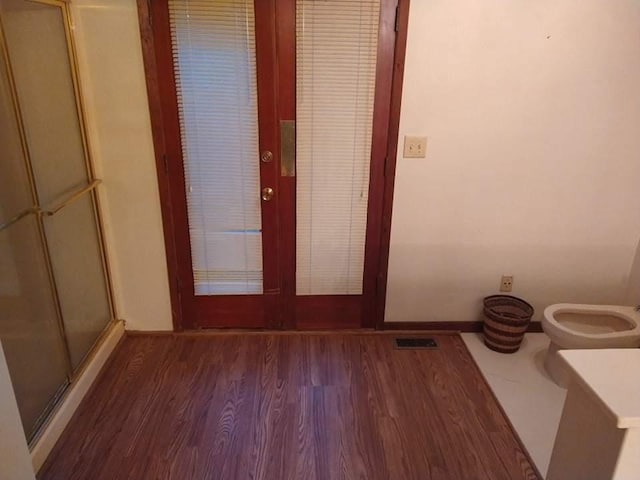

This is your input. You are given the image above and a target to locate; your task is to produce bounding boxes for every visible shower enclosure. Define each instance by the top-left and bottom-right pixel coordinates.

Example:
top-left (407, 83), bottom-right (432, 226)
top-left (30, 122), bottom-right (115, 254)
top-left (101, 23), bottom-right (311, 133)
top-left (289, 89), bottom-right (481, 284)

top-left (0, 0), bottom-right (115, 444)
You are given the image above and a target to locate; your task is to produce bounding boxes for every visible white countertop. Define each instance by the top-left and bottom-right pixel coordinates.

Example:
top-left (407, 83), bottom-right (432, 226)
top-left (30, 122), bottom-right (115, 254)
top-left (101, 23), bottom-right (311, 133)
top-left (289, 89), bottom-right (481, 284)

top-left (559, 349), bottom-right (640, 429)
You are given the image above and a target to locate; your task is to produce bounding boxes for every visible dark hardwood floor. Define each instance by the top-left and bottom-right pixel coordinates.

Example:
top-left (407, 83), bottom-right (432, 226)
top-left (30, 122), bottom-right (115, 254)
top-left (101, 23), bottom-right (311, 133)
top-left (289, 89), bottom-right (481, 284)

top-left (38, 333), bottom-right (539, 480)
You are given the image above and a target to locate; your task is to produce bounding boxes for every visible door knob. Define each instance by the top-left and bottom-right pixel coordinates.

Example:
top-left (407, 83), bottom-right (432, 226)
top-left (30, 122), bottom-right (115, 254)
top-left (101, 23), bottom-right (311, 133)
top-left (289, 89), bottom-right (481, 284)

top-left (261, 187), bottom-right (274, 201)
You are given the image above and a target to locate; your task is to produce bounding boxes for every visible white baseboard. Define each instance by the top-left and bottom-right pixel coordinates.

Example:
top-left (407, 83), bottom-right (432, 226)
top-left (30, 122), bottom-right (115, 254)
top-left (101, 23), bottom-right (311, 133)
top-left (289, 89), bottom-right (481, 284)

top-left (31, 320), bottom-right (125, 472)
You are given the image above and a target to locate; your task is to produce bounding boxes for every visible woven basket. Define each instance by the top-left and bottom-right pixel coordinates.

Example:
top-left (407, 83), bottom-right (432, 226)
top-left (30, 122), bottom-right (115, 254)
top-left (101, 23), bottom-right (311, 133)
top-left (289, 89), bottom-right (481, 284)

top-left (482, 295), bottom-right (534, 354)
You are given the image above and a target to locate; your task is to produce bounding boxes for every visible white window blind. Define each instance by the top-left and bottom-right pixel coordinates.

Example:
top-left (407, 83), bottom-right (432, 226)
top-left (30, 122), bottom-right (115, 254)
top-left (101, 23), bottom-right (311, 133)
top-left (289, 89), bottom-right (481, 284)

top-left (169, 0), bottom-right (263, 295)
top-left (295, 0), bottom-right (380, 295)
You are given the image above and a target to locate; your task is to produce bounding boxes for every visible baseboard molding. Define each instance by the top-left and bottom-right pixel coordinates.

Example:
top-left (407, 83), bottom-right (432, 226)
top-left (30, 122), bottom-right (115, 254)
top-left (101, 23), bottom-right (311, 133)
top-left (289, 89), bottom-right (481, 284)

top-left (383, 321), bottom-right (544, 333)
top-left (126, 329), bottom-right (175, 336)
top-left (527, 322), bottom-right (544, 332)
top-left (128, 322), bottom-right (544, 335)
top-left (31, 320), bottom-right (125, 472)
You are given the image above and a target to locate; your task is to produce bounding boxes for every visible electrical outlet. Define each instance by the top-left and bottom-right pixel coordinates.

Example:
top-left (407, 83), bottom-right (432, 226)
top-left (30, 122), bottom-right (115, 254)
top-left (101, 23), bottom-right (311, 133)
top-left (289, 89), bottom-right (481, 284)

top-left (500, 275), bottom-right (513, 292)
top-left (403, 135), bottom-right (427, 158)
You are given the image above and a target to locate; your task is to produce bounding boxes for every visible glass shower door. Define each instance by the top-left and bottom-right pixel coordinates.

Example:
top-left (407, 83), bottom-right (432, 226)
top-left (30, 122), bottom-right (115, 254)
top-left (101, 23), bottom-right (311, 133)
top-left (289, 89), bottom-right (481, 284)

top-left (0, 29), bottom-right (69, 441)
top-left (0, 0), bottom-right (115, 441)
top-left (0, 218), bottom-right (70, 441)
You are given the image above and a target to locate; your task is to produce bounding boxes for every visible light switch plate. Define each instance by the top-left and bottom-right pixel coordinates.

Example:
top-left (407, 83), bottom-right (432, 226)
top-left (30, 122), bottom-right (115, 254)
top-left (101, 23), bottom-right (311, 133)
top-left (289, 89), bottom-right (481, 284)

top-left (403, 135), bottom-right (427, 158)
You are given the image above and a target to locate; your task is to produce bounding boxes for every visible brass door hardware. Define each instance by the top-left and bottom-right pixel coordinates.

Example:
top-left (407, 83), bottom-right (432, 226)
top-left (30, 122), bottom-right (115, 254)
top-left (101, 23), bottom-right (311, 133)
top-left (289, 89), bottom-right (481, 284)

top-left (260, 150), bottom-right (273, 163)
top-left (280, 120), bottom-right (295, 177)
top-left (261, 187), bottom-right (274, 201)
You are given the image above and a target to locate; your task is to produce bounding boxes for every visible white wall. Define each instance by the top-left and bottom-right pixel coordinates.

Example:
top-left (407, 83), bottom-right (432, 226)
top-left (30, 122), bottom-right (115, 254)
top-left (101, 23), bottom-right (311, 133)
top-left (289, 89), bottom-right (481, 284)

top-left (71, 0), bottom-right (173, 330)
top-left (0, 344), bottom-right (35, 480)
top-left (386, 0), bottom-right (640, 323)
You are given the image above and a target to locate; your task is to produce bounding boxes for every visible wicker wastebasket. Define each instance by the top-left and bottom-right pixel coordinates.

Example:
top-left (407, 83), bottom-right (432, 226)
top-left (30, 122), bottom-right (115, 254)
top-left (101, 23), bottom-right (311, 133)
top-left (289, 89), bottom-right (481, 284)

top-left (482, 295), bottom-right (534, 353)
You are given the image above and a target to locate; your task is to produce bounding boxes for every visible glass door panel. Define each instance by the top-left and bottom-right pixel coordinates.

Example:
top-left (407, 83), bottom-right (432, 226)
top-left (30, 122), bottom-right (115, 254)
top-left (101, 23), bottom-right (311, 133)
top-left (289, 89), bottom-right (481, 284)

top-left (295, 0), bottom-right (380, 295)
top-left (168, 0), bottom-right (264, 296)
top-left (0, 40), bottom-right (32, 224)
top-left (0, 215), bottom-right (69, 441)
top-left (42, 194), bottom-right (111, 370)
top-left (1, 0), bottom-right (89, 205)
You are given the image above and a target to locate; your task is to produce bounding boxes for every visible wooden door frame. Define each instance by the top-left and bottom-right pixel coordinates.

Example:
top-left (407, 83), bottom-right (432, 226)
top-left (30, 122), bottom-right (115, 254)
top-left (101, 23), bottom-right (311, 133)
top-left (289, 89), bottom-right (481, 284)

top-left (136, 0), bottom-right (411, 331)
top-left (372, 0), bottom-right (411, 329)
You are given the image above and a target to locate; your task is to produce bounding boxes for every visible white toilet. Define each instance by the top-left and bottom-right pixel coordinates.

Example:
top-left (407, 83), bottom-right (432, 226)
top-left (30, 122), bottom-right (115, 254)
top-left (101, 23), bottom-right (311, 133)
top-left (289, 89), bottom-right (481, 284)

top-left (541, 303), bottom-right (640, 387)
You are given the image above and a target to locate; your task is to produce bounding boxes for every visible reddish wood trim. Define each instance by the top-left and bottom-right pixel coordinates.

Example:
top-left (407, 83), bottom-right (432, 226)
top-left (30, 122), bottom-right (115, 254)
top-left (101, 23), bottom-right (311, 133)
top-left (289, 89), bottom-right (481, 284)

top-left (361, 0), bottom-right (401, 328)
top-left (374, 0), bottom-right (411, 329)
top-left (382, 321), bottom-right (544, 333)
top-left (527, 321), bottom-right (544, 333)
top-left (145, 0), bottom-right (198, 329)
top-left (125, 329), bottom-right (462, 336)
top-left (125, 330), bottom-right (177, 337)
top-left (136, 0), bottom-right (183, 331)
top-left (383, 321), bottom-right (485, 332)
top-left (275, 0), bottom-right (297, 330)
top-left (193, 296), bottom-right (267, 328)
top-left (295, 296), bottom-right (362, 330)
top-left (254, 0), bottom-right (282, 329)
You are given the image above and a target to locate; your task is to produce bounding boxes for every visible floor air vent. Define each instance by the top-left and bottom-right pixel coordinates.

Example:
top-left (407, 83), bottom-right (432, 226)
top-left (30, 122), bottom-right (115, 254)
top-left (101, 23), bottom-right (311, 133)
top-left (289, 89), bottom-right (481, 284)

top-left (394, 337), bottom-right (438, 349)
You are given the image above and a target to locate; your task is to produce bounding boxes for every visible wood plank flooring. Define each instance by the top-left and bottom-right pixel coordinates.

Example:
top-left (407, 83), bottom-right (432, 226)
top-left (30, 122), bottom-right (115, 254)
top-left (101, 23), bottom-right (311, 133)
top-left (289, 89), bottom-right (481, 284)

top-left (38, 333), bottom-right (539, 480)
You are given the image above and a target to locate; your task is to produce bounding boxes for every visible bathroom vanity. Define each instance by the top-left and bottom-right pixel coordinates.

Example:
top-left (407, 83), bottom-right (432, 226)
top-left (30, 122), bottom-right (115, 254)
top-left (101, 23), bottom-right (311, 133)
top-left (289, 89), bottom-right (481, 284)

top-left (547, 349), bottom-right (640, 480)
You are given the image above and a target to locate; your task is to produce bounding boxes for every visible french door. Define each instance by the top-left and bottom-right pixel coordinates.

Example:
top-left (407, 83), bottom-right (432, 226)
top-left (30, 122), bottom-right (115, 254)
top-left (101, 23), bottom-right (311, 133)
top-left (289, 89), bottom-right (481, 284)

top-left (145, 0), bottom-right (400, 329)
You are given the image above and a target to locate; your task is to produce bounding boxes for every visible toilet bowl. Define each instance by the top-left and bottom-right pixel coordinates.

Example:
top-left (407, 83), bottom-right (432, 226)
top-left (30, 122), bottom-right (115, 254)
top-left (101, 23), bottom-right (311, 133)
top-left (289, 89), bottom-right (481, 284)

top-left (541, 303), bottom-right (640, 387)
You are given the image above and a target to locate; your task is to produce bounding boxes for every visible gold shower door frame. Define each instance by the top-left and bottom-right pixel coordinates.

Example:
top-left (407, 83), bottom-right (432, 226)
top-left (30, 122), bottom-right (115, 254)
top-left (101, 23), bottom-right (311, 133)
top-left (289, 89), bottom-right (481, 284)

top-left (0, 0), bottom-right (117, 442)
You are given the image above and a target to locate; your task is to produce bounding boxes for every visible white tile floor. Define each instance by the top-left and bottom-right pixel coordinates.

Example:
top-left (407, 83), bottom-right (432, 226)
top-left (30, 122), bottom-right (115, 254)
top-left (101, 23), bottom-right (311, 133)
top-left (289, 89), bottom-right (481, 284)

top-left (462, 332), bottom-right (568, 478)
